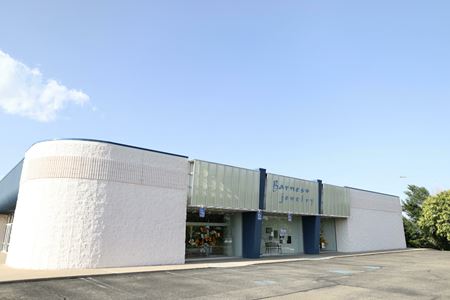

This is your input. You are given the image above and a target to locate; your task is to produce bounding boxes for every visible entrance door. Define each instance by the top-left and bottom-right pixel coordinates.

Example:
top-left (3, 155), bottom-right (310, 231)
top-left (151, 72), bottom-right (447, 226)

top-left (260, 215), bottom-right (303, 256)
top-left (185, 212), bottom-right (237, 258)
top-left (320, 218), bottom-right (337, 251)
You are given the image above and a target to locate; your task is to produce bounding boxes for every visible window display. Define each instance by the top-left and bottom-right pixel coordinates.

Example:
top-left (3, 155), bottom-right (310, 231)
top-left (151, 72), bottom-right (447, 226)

top-left (320, 218), bottom-right (337, 251)
top-left (260, 215), bottom-right (303, 256)
top-left (185, 212), bottom-right (234, 258)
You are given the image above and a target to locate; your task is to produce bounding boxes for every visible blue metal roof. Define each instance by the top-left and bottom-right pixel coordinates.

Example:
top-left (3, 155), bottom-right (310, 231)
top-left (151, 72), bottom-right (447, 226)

top-left (0, 160), bottom-right (23, 213)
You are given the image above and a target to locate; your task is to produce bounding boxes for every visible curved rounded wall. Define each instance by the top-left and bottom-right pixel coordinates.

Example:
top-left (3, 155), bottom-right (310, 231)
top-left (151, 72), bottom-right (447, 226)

top-left (6, 140), bottom-right (189, 269)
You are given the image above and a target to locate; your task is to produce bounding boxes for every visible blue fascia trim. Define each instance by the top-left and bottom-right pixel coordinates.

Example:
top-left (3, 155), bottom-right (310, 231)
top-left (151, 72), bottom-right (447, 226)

top-left (29, 138), bottom-right (188, 158)
top-left (317, 179), bottom-right (323, 215)
top-left (258, 168), bottom-right (267, 210)
top-left (0, 160), bottom-right (23, 213)
top-left (0, 159), bottom-right (24, 181)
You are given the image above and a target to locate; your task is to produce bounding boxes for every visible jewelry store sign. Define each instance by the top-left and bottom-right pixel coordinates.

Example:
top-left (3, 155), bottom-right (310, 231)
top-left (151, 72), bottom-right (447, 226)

top-left (272, 180), bottom-right (314, 204)
top-left (265, 174), bottom-right (318, 214)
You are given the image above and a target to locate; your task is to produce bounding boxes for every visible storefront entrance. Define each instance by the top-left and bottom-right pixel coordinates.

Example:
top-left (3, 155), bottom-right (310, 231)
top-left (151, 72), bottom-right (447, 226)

top-left (185, 211), bottom-right (242, 259)
top-left (260, 214), bottom-right (304, 256)
top-left (320, 218), bottom-right (337, 252)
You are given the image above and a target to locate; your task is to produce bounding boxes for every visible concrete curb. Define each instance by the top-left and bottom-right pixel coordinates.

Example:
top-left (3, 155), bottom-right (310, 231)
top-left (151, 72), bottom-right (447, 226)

top-left (204, 248), bottom-right (427, 268)
top-left (0, 248), bottom-right (428, 284)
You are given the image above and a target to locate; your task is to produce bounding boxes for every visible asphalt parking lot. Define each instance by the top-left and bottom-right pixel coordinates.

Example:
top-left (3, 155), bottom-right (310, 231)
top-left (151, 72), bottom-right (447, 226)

top-left (0, 250), bottom-right (448, 299)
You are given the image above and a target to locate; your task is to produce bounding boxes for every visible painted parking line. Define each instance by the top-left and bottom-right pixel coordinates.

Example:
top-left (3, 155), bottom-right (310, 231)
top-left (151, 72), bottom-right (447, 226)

top-left (328, 265), bottom-right (382, 276)
top-left (328, 269), bottom-right (360, 275)
top-left (364, 265), bottom-right (382, 270)
top-left (254, 280), bottom-right (277, 286)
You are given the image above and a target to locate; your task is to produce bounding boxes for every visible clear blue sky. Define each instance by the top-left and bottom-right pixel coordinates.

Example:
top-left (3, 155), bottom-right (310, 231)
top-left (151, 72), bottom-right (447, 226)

top-left (1, 1), bottom-right (449, 199)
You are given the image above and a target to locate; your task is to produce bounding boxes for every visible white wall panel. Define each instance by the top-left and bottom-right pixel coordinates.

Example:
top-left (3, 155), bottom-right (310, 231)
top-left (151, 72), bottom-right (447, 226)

top-left (336, 188), bottom-right (406, 252)
top-left (7, 140), bottom-right (189, 269)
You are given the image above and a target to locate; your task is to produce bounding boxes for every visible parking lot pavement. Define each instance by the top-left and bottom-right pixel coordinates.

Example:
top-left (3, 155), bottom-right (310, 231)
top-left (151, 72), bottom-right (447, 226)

top-left (0, 249), bottom-right (448, 299)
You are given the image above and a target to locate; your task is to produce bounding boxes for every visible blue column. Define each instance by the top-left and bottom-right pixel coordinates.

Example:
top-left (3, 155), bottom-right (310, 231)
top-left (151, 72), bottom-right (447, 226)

top-left (258, 168), bottom-right (266, 210)
top-left (242, 168), bottom-right (266, 258)
top-left (302, 216), bottom-right (320, 254)
top-left (242, 212), bottom-right (262, 258)
top-left (318, 179), bottom-right (323, 215)
top-left (302, 179), bottom-right (323, 254)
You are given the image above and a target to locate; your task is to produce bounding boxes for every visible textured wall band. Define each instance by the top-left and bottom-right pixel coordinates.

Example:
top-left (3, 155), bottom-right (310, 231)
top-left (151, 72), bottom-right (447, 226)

top-left (22, 156), bottom-right (187, 190)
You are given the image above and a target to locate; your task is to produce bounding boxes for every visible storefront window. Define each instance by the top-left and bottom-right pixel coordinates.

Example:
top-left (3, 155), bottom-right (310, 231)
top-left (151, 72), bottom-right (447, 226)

top-left (320, 218), bottom-right (337, 251)
top-left (260, 215), bottom-right (303, 256)
top-left (185, 212), bottom-right (240, 258)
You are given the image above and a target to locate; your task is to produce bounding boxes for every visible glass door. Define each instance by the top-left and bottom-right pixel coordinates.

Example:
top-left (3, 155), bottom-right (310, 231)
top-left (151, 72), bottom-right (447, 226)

top-left (185, 212), bottom-right (234, 258)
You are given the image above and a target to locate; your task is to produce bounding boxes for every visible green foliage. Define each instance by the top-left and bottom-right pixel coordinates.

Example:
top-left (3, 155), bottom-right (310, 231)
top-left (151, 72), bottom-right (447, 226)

top-left (418, 191), bottom-right (450, 250)
top-left (402, 185), bottom-right (430, 248)
top-left (403, 185), bottom-right (430, 222)
top-left (402, 217), bottom-right (431, 248)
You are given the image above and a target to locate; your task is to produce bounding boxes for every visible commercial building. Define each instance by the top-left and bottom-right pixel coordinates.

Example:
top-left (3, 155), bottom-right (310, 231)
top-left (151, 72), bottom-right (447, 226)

top-left (0, 139), bottom-right (406, 270)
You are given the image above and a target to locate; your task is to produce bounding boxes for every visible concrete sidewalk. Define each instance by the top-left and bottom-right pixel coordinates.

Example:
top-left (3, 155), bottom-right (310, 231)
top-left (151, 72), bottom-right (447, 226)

top-left (0, 248), bottom-right (425, 284)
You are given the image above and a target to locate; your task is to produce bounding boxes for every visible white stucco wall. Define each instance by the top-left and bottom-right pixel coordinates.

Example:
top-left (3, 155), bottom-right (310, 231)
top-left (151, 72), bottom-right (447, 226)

top-left (336, 188), bottom-right (406, 252)
top-left (6, 140), bottom-right (189, 269)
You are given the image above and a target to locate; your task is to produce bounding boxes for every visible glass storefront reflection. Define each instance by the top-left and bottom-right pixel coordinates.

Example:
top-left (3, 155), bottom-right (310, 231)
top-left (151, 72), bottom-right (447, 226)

top-left (185, 212), bottom-right (235, 258)
top-left (260, 215), bottom-right (303, 256)
top-left (320, 218), bottom-right (337, 251)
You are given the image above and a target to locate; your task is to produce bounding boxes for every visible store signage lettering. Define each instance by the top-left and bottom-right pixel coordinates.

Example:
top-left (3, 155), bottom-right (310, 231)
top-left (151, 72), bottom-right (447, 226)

top-left (272, 180), bottom-right (314, 204)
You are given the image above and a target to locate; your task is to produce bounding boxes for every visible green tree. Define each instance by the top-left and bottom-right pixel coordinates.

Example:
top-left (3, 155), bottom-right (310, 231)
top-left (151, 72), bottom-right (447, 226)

top-left (403, 185), bottom-right (430, 222)
top-left (418, 191), bottom-right (450, 250)
top-left (402, 185), bottom-right (430, 248)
